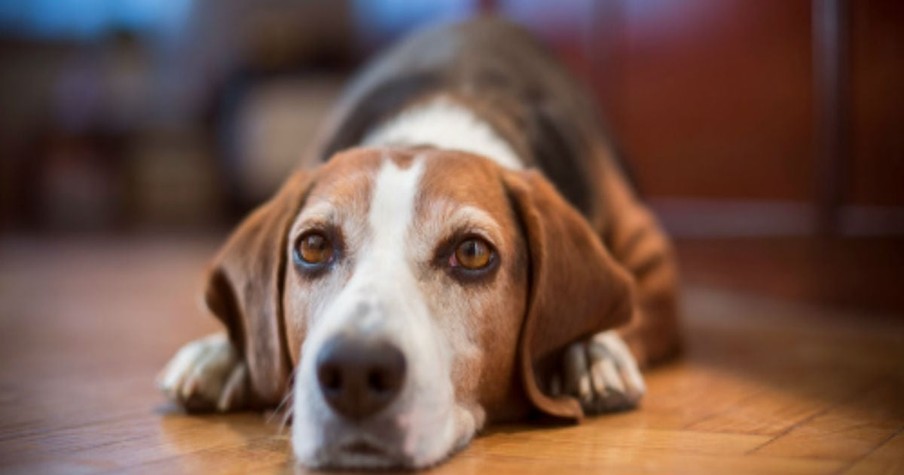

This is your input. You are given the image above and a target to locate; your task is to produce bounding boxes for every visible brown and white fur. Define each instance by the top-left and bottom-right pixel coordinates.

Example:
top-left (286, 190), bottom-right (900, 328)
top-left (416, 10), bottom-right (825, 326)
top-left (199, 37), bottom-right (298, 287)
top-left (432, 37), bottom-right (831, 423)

top-left (157, 18), bottom-right (680, 469)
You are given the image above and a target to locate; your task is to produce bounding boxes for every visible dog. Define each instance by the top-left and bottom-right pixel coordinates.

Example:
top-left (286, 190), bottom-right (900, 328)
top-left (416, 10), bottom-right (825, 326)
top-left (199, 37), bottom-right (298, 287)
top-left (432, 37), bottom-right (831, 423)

top-left (157, 18), bottom-right (680, 469)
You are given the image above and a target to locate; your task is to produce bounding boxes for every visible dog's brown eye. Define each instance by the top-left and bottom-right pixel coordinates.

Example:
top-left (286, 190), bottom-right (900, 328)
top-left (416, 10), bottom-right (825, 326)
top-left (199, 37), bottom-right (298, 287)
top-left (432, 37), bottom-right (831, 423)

top-left (296, 232), bottom-right (333, 266)
top-left (452, 238), bottom-right (493, 270)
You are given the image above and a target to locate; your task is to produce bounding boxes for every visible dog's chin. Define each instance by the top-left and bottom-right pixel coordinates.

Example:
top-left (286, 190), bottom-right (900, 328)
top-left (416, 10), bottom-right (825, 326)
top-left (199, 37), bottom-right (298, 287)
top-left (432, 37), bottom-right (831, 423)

top-left (293, 434), bottom-right (456, 470)
top-left (291, 412), bottom-right (472, 470)
top-left (294, 436), bottom-right (449, 470)
top-left (310, 438), bottom-right (412, 470)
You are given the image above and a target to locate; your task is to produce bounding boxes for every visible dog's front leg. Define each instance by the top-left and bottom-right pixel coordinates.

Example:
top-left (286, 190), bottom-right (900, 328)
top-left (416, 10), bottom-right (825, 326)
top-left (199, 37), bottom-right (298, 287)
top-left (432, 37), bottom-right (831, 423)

top-left (553, 330), bottom-right (646, 414)
top-left (157, 333), bottom-right (249, 412)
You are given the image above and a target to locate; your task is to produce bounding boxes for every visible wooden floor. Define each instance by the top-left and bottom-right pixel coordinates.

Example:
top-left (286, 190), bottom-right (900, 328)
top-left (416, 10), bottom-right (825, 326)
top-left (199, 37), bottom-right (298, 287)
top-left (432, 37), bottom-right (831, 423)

top-left (0, 236), bottom-right (902, 474)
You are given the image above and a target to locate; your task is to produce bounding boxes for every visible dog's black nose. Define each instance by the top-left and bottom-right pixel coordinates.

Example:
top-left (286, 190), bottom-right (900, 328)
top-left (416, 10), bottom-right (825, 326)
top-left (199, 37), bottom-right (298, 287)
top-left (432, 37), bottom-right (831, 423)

top-left (315, 334), bottom-right (406, 420)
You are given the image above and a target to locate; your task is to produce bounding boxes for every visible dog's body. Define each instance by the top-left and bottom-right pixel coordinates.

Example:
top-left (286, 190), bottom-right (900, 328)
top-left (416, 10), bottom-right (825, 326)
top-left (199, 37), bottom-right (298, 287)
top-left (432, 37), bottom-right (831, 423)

top-left (158, 19), bottom-right (680, 469)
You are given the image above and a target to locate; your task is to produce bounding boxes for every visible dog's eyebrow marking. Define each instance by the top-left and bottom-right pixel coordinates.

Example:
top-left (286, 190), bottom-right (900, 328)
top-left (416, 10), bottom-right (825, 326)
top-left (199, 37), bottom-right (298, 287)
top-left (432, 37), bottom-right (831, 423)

top-left (294, 202), bottom-right (335, 225)
top-left (419, 202), bottom-right (505, 252)
top-left (447, 205), bottom-right (503, 235)
top-left (362, 96), bottom-right (523, 170)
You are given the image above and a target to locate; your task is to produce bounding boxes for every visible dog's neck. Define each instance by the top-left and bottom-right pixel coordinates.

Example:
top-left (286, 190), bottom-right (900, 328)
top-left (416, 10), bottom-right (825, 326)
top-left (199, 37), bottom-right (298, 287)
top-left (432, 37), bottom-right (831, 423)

top-left (362, 96), bottom-right (524, 170)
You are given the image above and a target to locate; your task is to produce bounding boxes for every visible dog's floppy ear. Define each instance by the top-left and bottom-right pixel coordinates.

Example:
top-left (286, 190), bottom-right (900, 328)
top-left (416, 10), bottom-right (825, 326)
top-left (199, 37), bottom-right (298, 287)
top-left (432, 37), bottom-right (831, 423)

top-left (203, 171), bottom-right (313, 407)
top-left (504, 169), bottom-right (634, 420)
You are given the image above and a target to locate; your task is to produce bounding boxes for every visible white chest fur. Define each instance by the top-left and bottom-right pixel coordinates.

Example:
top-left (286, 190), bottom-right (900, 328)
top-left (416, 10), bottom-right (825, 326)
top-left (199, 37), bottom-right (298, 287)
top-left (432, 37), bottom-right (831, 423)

top-left (362, 96), bottom-right (523, 170)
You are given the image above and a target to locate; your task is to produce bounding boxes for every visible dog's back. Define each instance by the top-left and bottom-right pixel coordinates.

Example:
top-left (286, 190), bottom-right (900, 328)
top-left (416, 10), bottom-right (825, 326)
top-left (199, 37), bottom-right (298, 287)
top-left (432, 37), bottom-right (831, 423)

top-left (316, 18), bottom-right (619, 217)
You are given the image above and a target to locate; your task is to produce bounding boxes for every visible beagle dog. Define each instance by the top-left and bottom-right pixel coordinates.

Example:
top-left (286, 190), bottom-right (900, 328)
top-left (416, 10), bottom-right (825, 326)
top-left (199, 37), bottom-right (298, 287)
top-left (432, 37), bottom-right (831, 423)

top-left (158, 18), bottom-right (680, 469)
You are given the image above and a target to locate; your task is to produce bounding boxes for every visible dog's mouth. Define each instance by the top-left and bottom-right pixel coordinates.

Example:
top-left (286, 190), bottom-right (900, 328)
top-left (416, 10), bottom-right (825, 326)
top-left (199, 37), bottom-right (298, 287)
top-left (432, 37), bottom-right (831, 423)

top-left (322, 437), bottom-right (412, 469)
top-left (341, 439), bottom-right (387, 457)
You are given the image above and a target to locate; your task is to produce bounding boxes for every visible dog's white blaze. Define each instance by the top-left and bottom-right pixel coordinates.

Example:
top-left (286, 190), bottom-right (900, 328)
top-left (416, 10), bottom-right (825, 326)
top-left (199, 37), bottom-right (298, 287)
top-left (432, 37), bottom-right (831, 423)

top-left (368, 158), bottom-right (423, 267)
top-left (363, 96), bottom-right (523, 170)
top-left (359, 158), bottom-right (462, 464)
top-left (293, 158), bottom-right (471, 468)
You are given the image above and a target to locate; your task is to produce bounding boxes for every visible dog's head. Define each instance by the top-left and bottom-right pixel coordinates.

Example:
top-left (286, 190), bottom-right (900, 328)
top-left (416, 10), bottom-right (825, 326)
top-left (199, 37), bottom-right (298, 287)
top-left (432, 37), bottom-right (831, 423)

top-left (204, 147), bottom-right (632, 468)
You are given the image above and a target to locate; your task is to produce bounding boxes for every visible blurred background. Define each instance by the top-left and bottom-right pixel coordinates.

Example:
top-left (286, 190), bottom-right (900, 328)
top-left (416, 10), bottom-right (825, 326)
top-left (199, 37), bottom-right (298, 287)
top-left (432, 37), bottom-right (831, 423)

top-left (0, 0), bottom-right (901, 315)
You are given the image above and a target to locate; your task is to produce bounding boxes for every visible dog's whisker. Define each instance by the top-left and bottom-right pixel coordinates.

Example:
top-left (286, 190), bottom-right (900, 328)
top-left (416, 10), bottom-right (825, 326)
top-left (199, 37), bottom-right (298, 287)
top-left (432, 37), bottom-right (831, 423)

top-left (268, 365), bottom-right (298, 434)
top-left (271, 390), bottom-right (294, 436)
top-left (267, 388), bottom-right (293, 426)
top-left (277, 405), bottom-right (294, 435)
top-left (273, 390), bottom-right (292, 416)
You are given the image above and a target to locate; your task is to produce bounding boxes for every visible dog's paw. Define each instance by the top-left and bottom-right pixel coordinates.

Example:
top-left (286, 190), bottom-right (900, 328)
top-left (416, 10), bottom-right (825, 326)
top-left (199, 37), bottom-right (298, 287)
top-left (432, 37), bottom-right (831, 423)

top-left (156, 333), bottom-right (249, 412)
top-left (552, 330), bottom-right (645, 414)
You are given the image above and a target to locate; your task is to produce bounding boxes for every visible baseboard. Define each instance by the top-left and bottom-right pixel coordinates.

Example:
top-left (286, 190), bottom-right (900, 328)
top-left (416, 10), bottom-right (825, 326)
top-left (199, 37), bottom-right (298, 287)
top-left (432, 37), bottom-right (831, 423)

top-left (649, 199), bottom-right (904, 237)
top-left (839, 205), bottom-right (904, 236)
top-left (648, 199), bottom-right (816, 238)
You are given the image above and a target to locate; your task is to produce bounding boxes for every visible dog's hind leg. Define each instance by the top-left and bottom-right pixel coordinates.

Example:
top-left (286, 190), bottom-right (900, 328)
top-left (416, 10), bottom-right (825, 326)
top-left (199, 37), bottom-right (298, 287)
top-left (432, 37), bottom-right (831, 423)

top-left (598, 163), bottom-right (683, 368)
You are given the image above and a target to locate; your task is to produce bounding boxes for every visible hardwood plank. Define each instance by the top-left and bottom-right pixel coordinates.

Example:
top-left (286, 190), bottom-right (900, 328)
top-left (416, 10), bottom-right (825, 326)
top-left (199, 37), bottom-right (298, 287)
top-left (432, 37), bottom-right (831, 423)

top-left (447, 442), bottom-right (845, 475)
top-left (754, 379), bottom-right (904, 460)
top-left (686, 374), bottom-right (871, 436)
top-left (587, 362), bottom-right (770, 431)
top-left (114, 434), bottom-right (291, 475)
top-left (480, 423), bottom-right (771, 456)
top-left (680, 286), bottom-right (903, 437)
top-left (0, 412), bottom-right (284, 471)
top-left (844, 431), bottom-right (904, 475)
